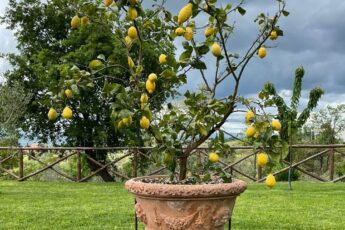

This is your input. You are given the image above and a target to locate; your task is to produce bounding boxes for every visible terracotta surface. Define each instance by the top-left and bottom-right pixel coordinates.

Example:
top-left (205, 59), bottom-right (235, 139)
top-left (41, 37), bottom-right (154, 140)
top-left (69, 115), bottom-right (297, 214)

top-left (125, 175), bottom-right (247, 230)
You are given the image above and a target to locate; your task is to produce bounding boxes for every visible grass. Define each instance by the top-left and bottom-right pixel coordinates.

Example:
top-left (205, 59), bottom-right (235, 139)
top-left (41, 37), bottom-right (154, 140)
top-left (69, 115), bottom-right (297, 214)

top-left (0, 181), bottom-right (344, 229)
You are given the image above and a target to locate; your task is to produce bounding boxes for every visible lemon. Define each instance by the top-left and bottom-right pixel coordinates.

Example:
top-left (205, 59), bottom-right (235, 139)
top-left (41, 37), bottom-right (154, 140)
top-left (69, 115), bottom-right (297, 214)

top-left (265, 174), bottom-right (276, 188)
top-left (270, 30), bottom-right (278, 40)
top-left (140, 93), bottom-right (148, 103)
top-left (47, 108), bottom-right (58, 121)
top-left (209, 152), bottom-right (219, 163)
top-left (71, 15), bottom-right (81, 29)
top-left (117, 120), bottom-right (125, 129)
top-left (178, 3), bottom-right (193, 25)
top-left (246, 126), bottom-right (256, 138)
top-left (204, 3), bottom-right (209, 11)
top-left (104, 0), bottom-right (113, 7)
top-left (211, 42), bottom-right (221, 57)
top-left (140, 116), bottom-right (150, 129)
top-left (65, 89), bottom-right (73, 99)
top-left (148, 73), bottom-right (157, 82)
top-left (146, 80), bottom-right (156, 94)
top-left (204, 27), bottom-right (215, 37)
top-left (124, 36), bottom-right (132, 45)
top-left (89, 59), bottom-right (104, 70)
top-left (62, 106), bottom-right (73, 120)
top-left (184, 27), bottom-right (193, 41)
top-left (245, 111), bottom-right (255, 124)
top-left (257, 151), bottom-right (269, 167)
top-left (159, 54), bottom-right (167, 64)
top-left (128, 7), bottom-right (138, 20)
top-left (128, 26), bottom-right (138, 39)
top-left (128, 57), bottom-right (135, 68)
top-left (163, 153), bottom-right (173, 165)
top-left (122, 116), bottom-right (133, 126)
top-left (81, 16), bottom-right (89, 26)
top-left (271, 119), bottom-right (282, 131)
top-left (175, 27), bottom-right (185, 36)
top-left (140, 102), bottom-right (146, 109)
top-left (258, 47), bottom-right (267, 59)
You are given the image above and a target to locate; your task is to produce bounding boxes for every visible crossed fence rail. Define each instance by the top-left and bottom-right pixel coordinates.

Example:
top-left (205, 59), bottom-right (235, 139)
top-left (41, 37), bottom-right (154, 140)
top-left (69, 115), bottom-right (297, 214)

top-left (0, 145), bottom-right (344, 183)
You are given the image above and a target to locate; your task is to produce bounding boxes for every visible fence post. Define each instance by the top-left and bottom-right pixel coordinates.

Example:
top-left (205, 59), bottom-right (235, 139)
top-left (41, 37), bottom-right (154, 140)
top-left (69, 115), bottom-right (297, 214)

top-left (19, 150), bottom-right (24, 180)
top-left (76, 151), bottom-right (82, 182)
top-left (132, 148), bottom-right (138, 178)
top-left (329, 148), bottom-right (335, 181)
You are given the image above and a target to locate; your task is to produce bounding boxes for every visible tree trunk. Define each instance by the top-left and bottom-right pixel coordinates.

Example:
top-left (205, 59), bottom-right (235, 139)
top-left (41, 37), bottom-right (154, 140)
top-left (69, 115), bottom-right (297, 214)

top-left (85, 149), bottom-right (114, 182)
top-left (179, 156), bottom-right (188, 181)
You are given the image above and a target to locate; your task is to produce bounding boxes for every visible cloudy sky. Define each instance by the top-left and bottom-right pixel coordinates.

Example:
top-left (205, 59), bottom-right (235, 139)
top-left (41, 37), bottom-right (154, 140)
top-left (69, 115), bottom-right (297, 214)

top-left (1, 0), bottom-right (345, 134)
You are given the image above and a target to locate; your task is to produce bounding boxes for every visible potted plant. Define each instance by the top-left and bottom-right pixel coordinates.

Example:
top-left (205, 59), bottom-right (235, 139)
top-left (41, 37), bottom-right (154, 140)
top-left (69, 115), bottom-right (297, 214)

top-left (49, 0), bottom-right (289, 228)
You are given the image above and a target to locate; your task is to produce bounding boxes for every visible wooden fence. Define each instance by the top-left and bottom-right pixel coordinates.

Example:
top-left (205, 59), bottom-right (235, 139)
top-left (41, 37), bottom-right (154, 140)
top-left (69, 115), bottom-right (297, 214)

top-left (0, 145), bottom-right (345, 183)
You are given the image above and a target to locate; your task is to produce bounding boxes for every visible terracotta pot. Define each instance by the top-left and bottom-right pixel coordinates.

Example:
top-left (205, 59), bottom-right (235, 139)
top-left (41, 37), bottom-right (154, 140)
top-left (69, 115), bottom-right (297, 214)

top-left (125, 175), bottom-right (247, 230)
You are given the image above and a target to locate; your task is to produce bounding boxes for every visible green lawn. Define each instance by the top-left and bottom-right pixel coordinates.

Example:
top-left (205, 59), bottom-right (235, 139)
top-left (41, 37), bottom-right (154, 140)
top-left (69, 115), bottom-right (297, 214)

top-left (0, 181), bottom-right (344, 230)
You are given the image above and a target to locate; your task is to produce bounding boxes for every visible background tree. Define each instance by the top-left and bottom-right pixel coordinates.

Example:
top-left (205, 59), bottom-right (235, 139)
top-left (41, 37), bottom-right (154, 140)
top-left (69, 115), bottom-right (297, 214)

top-left (1, 0), bottom-right (178, 181)
top-left (307, 105), bottom-right (345, 144)
top-left (0, 82), bottom-right (32, 141)
top-left (260, 67), bottom-right (324, 143)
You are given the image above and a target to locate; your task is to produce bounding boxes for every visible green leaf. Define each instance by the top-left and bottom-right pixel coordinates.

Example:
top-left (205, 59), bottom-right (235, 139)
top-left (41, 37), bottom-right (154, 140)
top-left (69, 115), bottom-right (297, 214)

top-left (179, 49), bottom-right (193, 63)
top-left (71, 84), bottom-right (80, 95)
top-left (161, 69), bottom-right (176, 79)
top-left (282, 10), bottom-right (290, 17)
top-left (191, 60), bottom-right (207, 70)
top-left (195, 45), bottom-right (209, 56)
top-left (237, 7), bottom-right (246, 16)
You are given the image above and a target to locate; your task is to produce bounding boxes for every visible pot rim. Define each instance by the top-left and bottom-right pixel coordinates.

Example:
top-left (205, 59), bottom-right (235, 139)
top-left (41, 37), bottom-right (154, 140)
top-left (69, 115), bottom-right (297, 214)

top-left (125, 175), bottom-right (247, 199)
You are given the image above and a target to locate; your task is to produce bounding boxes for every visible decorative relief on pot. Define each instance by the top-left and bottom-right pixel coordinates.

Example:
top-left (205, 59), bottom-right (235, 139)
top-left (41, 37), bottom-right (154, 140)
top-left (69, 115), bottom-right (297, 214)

top-left (135, 203), bottom-right (147, 224)
top-left (154, 207), bottom-right (203, 230)
top-left (212, 207), bottom-right (230, 227)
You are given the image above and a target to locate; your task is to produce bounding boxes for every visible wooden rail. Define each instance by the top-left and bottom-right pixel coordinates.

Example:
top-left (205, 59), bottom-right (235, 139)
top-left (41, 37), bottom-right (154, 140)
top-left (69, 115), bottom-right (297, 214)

top-left (0, 145), bottom-right (344, 183)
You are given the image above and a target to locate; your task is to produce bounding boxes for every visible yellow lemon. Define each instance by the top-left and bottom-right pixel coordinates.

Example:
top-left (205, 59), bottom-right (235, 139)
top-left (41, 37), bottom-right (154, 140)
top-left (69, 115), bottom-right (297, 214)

top-left (204, 3), bottom-right (209, 11)
top-left (265, 174), bottom-right (276, 188)
top-left (89, 59), bottom-right (104, 70)
top-left (65, 89), bottom-right (73, 99)
top-left (209, 152), bottom-right (219, 163)
top-left (148, 73), bottom-right (157, 82)
top-left (245, 111), bottom-right (255, 124)
top-left (211, 43), bottom-right (222, 57)
top-left (184, 27), bottom-right (193, 41)
top-left (163, 153), bottom-right (173, 165)
top-left (270, 30), bottom-right (278, 40)
top-left (122, 116), bottom-right (133, 126)
top-left (47, 108), bottom-right (58, 121)
top-left (204, 27), bottom-right (215, 37)
top-left (71, 15), bottom-right (81, 29)
top-left (128, 7), bottom-right (138, 20)
top-left (178, 3), bottom-right (193, 25)
top-left (258, 47), bottom-right (267, 58)
top-left (128, 57), bottom-right (135, 68)
top-left (257, 152), bottom-right (269, 167)
top-left (104, 0), bottom-right (113, 7)
top-left (140, 93), bottom-right (148, 103)
top-left (128, 26), bottom-right (138, 39)
top-left (62, 106), bottom-right (73, 120)
top-left (159, 54), bottom-right (167, 64)
top-left (271, 119), bottom-right (282, 131)
top-left (140, 116), bottom-right (150, 129)
top-left (175, 27), bottom-right (185, 36)
top-left (146, 80), bottom-right (156, 94)
top-left (124, 36), bottom-right (132, 45)
top-left (246, 126), bottom-right (256, 138)
top-left (81, 16), bottom-right (89, 26)
top-left (117, 120), bottom-right (125, 129)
